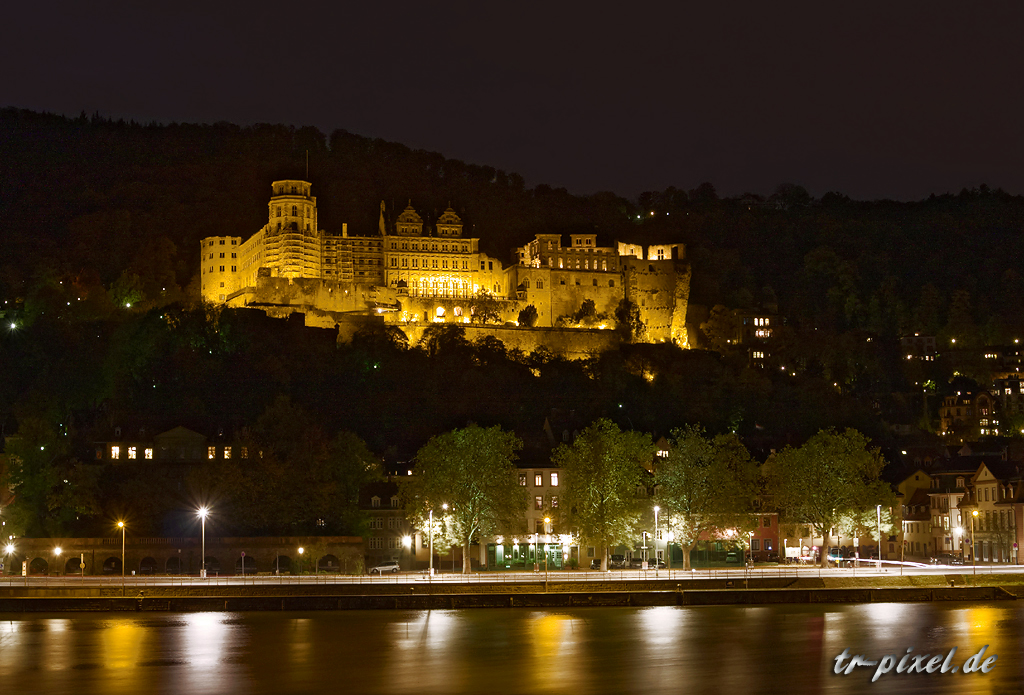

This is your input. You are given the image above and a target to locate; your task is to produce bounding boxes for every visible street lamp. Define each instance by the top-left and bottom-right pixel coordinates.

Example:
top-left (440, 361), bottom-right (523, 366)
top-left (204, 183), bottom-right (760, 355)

top-left (876, 505), bottom-right (882, 570)
top-left (441, 503), bottom-right (452, 573)
top-left (543, 517), bottom-right (551, 588)
top-left (118, 521), bottom-right (126, 581)
top-left (971, 510), bottom-right (978, 576)
top-left (197, 507), bottom-right (209, 578)
top-left (653, 506), bottom-right (660, 577)
top-left (3, 543), bottom-right (12, 578)
top-left (428, 509), bottom-right (435, 579)
top-left (54, 547), bottom-right (62, 577)
top-left (298, 547), bottom-right (304, 576)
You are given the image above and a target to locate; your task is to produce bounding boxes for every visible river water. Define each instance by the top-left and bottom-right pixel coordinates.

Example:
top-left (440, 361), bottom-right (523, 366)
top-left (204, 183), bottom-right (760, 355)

top-left (0, 603), bottom-right (1020, 694)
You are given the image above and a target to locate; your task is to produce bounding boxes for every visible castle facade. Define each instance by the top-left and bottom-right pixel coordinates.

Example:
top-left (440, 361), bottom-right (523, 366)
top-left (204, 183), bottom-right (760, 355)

top-left (201, 180), bottom-right (690, 347)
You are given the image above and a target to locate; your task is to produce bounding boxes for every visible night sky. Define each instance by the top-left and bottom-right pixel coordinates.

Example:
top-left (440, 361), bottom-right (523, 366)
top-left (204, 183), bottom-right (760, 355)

top-left (4, 2), bottom-right (1023, 200)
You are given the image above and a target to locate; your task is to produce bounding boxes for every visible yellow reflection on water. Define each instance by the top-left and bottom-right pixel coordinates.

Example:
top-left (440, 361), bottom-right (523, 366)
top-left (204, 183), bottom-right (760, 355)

top-left (527, 612), bottom-right (578, 692)
top-left (101, 621), bottom-right (143, 670)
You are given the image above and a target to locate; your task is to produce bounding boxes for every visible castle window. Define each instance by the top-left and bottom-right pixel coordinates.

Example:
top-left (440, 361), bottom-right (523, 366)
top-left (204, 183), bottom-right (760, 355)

top-left (291, 186), bottom-right (297, 194)
top-left (276, 208), bottom-right (281, 217)
top-left (489, 262), bottom-right (493, 270)
top-left (391, 258), bottom-right (397, 267)
top-left (575, 279), bottom-right (581, 285)
top-left (593, 278), bottom-right (598, 286)
top-left (442, 260), bottom-right (448, 269)
top-left (220, 282), bottom-right (225, 287)
top-left (412, 259), bottom-right (418, 268)
top-left (560, 279), bottom-right (566, 285)
top-left (433, 260), bottom-right (438, 268)
top-left (462, 260), bottom-right (468, 269)
top-left (231, 253), bottom-right (237, 258)
top-left (537, 280), bottom-right (543, 289)
top-left (219, 253), bottom-right (225, 259)
top-left (231, 266), bottom-right (236, 272)
top-left (219, 240), bottom-right (225, 245)
top-left (524, 280), bottom-right (530, 289)
top-left (219, 266), bottom-right (225, 272)
top-left (480, 261), bottom-right (486, 270)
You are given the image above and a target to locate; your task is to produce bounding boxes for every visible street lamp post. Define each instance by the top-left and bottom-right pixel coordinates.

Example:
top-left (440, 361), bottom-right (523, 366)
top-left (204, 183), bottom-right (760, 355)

top-left (402, 535), bottom-right (411, 571)
top-left (197, 507), bottom-right (209, 578)
top-left (118, 520), bottom-right (126, 594)
top-left (876, 505), bottom-right (882, 570)
top-left (653, 506), bottom-right (660, 577)
top-left (54, 547), bottom-right (62, 578)
top-left (298, 547), bottom-right (304, 577)
top-left (543, 516), bottom-right (551, 590)
top-left (442, 503), bottom-right (450, 574)
top-left (971, 510), bottom-right (978, 576)
top-left (428, 509), bottom-right (434, 580)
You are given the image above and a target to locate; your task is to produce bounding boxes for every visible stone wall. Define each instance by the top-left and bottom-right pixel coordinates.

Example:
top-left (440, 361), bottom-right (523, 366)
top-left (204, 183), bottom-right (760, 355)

top-left (395, 324), bottom-right (621, 359)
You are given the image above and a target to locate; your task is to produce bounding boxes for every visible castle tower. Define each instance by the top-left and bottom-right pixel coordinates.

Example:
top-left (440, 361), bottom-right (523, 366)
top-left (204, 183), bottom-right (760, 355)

top-left (262, 180), bottom-right (321, 279)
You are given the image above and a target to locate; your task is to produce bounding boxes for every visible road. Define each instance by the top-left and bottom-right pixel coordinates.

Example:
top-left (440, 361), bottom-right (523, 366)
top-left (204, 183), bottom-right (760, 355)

top-left (2, 561), bottom-right (1020, 588)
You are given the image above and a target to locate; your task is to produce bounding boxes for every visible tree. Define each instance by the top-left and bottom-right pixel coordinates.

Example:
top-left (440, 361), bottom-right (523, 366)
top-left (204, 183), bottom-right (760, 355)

top-left (518, 304), bottom-right (538, 327)
top-left (553, 419), bottom-right (654, 570)
top-left (614, 298), bottom-right (645, 342)
top-left (399, 425), bottom-right (524, 573)
top-left (763, 429), bottom-right (893, 567)
top-left (656, 427), bottom-right (758, 569)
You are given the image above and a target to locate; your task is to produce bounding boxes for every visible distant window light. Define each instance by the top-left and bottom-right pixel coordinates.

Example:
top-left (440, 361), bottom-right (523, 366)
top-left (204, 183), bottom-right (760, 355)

top-left (128, 446), bottom-right (137, 460)
top-left (110, 446), bottom-right (120, 460)
top-left (550, 472), bottom-right (559, 487)
top-left (144, 448), bottom-right (153, 460)
top-left (371, 496), bottom-right (380, 508)
top-left (208, 446), bottom-right (216, 460)
top-left (224, 446), bottom-right (231, 460)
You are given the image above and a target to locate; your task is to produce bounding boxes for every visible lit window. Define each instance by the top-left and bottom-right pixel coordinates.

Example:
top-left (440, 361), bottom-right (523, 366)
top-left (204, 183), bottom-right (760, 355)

top-left (519, 474), bottom-right (527, 486)
top-left (111, 445), bottom-right (120, 460)
top-left (535, 473), bottom-right (542, 486)
top-left (551, 496), bottom-right (559, 508)
top-left (535, 496), bottom-right (544, 510)
top-left (208, 446), bottom-right (216, 460)
top-left (372, 496), bottom-right (380, 508)
top-left (128, 446), bottom-right (137, 460)
top-left (224, 446), bottom-right (231, 459)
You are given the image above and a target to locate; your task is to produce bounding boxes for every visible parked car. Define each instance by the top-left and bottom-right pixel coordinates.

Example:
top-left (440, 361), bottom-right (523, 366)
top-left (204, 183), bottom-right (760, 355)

top-left (609, 554), bottom-right (626, 569)
top-left (930, 554), bottom-right (965, 566)
top-left (590, 559), bottom-right (602, 570)
top-left (369, 560), bottom-right (401, 574)
top-left (725, 551), bottom-right (741, 564)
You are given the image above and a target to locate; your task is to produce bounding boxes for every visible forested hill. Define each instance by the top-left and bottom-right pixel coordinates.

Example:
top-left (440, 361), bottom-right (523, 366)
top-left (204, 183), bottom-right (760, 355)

top-left (3, 107), bottom-right (1024, 346)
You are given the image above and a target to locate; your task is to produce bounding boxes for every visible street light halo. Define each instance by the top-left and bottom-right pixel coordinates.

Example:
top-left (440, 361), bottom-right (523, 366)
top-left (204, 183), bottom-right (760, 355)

top-left (198, 506), bottom-right (209, 519)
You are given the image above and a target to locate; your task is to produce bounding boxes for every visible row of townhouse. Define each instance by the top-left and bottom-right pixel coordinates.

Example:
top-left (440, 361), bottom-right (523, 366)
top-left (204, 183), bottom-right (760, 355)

top-left (894, 443), bottom-right (1024, 563)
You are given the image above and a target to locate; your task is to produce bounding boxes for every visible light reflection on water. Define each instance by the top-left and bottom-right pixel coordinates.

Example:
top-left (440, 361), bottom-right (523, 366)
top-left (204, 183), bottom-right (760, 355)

top-left (0, 603), bottom-right (1018, 695)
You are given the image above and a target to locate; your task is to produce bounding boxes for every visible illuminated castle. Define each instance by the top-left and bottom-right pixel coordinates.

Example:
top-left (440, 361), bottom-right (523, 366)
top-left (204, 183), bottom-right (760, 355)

top-left (201, 180), bottom-right (690, 346)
